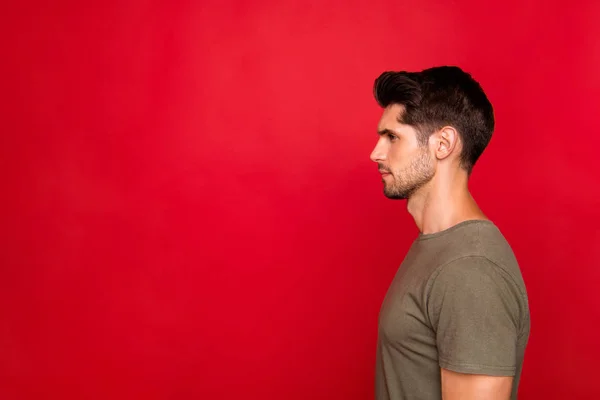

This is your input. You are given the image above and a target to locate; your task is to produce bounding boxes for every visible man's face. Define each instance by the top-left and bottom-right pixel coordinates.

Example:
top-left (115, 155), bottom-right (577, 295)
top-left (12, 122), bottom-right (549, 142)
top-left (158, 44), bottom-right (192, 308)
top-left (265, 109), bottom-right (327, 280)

top-left (370, 104), bottom-right (435, 200)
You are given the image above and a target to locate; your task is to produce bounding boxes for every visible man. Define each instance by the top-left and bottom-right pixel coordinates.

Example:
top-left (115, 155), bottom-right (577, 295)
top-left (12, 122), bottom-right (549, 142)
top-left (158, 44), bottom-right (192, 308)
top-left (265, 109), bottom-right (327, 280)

top-left (370, 66), bottom-right (530, 400)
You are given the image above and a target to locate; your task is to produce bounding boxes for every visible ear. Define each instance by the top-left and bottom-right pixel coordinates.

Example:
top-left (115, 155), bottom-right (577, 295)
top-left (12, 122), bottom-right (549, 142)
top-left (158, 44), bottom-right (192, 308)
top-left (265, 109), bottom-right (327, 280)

top-left (430, 126), bottom-right (459, 161)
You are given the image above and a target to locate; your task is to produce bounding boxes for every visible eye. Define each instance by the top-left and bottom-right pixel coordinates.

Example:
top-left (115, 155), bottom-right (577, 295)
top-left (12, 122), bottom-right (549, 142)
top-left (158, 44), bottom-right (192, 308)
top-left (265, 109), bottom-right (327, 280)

top-left (387, 133), bottom-right (398, 142)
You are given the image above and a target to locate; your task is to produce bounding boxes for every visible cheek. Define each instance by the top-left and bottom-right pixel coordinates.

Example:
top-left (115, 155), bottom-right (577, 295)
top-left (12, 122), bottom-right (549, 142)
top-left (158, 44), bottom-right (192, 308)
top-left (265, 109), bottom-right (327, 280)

top-left (386, 146), bottom-right (406, 169)
top-left (388, 145), bottom-right (424, 173)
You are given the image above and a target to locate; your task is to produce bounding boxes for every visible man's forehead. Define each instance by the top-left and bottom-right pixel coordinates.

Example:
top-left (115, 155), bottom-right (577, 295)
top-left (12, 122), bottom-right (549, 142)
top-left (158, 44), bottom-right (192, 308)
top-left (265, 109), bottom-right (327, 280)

top-left (378, 104), bottom-right (408, 130)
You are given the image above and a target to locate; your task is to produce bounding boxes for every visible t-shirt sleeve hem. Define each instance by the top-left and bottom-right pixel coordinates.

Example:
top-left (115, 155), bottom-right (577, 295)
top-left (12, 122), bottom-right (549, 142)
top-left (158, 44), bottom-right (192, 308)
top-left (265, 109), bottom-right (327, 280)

top-left (439, 358), bottom-right (516, 377)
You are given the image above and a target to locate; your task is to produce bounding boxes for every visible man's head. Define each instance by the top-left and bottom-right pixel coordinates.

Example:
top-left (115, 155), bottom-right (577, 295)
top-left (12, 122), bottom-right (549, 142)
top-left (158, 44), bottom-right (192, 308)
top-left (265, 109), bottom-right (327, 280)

top-left (369, 66), bottom-right (494, 200)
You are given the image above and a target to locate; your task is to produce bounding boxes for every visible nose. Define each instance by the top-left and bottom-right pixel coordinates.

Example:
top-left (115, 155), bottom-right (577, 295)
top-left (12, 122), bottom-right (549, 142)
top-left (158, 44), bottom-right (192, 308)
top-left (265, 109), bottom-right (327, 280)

top-left (370, 139), bottom-right (387, 163)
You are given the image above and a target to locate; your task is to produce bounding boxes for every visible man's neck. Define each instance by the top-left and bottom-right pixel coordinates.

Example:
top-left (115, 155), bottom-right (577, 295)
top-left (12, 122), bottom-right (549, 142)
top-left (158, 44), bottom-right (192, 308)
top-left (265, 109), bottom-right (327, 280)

top-left (406, 170), bottom-right (488, 235)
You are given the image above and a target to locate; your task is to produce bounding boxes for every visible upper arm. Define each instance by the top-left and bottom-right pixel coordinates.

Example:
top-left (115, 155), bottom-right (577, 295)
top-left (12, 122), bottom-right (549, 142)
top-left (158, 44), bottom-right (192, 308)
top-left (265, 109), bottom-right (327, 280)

top-left (441, 368), bottom-right (513, 400)
top-left (426, 257), bottom-right (525, 394)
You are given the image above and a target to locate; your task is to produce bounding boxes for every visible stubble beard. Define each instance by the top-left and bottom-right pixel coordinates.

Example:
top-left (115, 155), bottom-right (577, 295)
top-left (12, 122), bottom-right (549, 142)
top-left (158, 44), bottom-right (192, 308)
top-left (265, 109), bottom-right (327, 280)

top-left (383, 150), bottom-right (435, 200)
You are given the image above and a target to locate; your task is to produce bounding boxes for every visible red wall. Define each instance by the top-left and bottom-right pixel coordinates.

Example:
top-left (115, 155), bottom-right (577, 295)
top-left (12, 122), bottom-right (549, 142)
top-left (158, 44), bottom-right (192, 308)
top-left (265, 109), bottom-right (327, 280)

top-left (2, 1), bottom-right (599, 399)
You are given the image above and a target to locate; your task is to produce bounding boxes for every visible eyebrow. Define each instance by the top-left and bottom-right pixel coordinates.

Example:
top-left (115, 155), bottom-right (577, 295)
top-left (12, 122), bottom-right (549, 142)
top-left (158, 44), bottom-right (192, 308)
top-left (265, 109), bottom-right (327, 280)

top-left (377, 128), bottom-right (400, 136)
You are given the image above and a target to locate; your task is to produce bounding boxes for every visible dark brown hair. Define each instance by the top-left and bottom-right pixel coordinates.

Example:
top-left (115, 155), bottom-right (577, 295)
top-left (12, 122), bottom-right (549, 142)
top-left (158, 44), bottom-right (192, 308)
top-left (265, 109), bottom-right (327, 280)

top-left (373, 66), bottom-right (495, 174)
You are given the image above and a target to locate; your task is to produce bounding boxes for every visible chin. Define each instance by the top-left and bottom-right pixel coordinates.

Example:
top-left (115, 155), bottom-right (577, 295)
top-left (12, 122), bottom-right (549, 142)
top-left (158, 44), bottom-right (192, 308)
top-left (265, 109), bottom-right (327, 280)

top-left (383, 189), bottom-right (408, 200)
top-left (383, 182), bottom-right (413, 200)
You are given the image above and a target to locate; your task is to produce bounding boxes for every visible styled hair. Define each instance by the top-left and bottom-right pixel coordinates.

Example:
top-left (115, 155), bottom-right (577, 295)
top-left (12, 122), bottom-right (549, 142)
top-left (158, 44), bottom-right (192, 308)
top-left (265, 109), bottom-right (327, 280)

top-left (373, 66), bottom-right (495, 174)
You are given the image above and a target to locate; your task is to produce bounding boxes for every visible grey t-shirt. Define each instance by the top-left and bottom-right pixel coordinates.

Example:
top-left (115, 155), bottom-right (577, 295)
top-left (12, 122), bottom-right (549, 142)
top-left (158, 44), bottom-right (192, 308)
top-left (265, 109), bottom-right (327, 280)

top-left (375, 220), bottom-right (530, 400)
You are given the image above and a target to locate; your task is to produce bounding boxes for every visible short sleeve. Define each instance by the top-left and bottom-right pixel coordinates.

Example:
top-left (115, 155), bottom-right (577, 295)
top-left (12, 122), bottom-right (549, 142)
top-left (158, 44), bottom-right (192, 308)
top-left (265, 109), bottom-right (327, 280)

top-left (426, 256), bottom-right (522, 376)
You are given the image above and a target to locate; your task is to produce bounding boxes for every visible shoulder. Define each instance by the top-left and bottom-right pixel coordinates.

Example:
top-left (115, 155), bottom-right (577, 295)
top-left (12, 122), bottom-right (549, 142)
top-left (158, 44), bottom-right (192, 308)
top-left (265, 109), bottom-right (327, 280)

top-left (429, 256), bottom-right (507, 285)
top-left (424, 221), bottom-right (527, 301)
top-left (426, 255), bottom-right (525, 302)
top-left (425, 256), bottom-right (530, 335)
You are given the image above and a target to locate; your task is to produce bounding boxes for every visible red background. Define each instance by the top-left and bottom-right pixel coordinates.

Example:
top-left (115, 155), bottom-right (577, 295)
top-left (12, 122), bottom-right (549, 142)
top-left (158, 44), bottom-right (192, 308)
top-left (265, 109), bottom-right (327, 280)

top-left (2, 1), bottom-right (600, 399)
